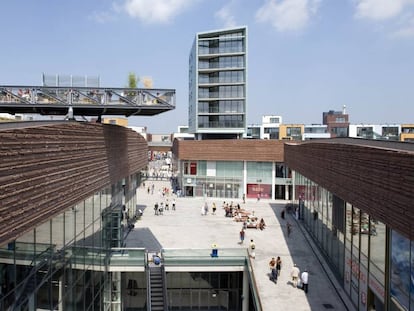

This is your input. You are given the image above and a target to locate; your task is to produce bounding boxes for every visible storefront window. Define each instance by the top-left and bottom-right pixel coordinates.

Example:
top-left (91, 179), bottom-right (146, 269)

top-left (390, 230), bottom-right (410, 310)
top-left (167, 272), bottom-right (242, 310)
top-left (184, 162), bottom-right (198, 175)
top-left (216, 161), bottom-right (243, 177)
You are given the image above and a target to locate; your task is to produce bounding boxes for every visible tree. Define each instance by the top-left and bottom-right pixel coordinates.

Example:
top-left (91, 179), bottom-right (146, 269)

top-left (127, 72), bottom-right (139, 97)
top-left (128, 72), bottom-right (139, 88)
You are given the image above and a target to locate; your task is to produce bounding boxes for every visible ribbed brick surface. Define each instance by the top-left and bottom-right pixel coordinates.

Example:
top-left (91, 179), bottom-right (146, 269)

top-left (0, 121), bottom-right (148, 245)
top-left (285, 140), bottom-right (414, 239)
top-left (172, 139), bottom-right (285, 162)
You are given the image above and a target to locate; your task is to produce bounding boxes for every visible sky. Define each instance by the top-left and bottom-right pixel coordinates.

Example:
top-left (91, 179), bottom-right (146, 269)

top-left (1, 0), bottom-right (414, 133)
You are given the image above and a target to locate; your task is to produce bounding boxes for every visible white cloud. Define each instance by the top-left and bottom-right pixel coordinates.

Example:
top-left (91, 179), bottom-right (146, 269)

top-left (255, 0), bottom-right (321, 32)
top-left (354, 0), bottom-right (408, 21)
top-left (215, 3), bottom-right (237, 28)
top-left (123, 0), bottom-right (195, 24)
top-left (353, 0), bottom-right (414, 37)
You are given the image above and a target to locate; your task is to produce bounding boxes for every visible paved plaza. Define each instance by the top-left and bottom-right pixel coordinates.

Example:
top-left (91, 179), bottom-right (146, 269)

top-left (128, 180), bottom-right (355, 311)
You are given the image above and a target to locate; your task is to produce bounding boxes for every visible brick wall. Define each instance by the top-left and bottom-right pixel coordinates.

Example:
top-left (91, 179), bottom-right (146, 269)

top-left (173, 139), bottom-right (285, 162)
top-left (0, 122), bottom-right (148, 245)
top-left (285, 140), bottom-right (414, 239)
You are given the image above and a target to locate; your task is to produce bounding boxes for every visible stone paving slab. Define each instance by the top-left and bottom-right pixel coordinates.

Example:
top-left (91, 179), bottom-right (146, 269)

top-left (129, 180), bottom-right (355, 311)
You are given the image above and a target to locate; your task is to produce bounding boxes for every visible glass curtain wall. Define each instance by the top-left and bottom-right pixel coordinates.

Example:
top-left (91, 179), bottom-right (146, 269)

top-left (390, 230), bottom-right (414, 311)
top-left (182, 160), bottom-right (243, 199)
top-left (0, 173), bottom-right (139, 311)
top-left (166, 271), bottom-right (244, 310)
top-left (295, 173), bottom-right (389, 311)
top-left (295, 172), bottom-right (388, 310)
top-left (246, 162), bottom-right (272, 199)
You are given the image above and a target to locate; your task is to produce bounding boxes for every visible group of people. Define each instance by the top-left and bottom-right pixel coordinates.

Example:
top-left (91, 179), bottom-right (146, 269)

top-left (268, 256), bottom-right (283, 283)
top-left (290, 264), bottom-right (309, 293)
top-left (223, 201), bottom-right (242, 217)
top-left (154, 198), bottom-right (176, 215)
top-left (266, 259), bottom-right (309, 293)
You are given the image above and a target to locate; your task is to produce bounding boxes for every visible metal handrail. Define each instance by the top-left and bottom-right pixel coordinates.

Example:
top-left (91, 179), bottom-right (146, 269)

top-left (246, 255), bottom-right (263, 311)
top-left (145, 252), bottom-right (152, 311)
top-left (161, 263), bottom-right (169, 310)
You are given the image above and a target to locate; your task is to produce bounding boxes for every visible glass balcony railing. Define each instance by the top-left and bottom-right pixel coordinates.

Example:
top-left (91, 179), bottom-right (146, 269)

top-left (161, 248), bottom-right (248, 266)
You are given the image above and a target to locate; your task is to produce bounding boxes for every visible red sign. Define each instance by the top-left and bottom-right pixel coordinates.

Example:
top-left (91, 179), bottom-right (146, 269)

top-left (247, 184), bottom-right (271, 198)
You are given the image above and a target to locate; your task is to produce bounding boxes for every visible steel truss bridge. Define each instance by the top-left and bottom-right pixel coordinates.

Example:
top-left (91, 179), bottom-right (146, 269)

top-left (0, 85), bottom-right (176, 117)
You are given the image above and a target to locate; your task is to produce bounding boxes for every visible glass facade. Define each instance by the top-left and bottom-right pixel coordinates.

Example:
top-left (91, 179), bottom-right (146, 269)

top-left (0, 174), bottom-right (141, 310)
top-left (198, 100), bottom-right (244, 114)
top-left (246, 162), bottom-right (272, 199)
top-left (189, 27), bottom-right (247, 136)
top-left (294, 173), bottom-right (392, 311)
top-left (167, 271), bottom-right (243, 310)
top-left (179, 160), bottom-right (292, 200)
top-left (181, 160), bottom-right (243, 198)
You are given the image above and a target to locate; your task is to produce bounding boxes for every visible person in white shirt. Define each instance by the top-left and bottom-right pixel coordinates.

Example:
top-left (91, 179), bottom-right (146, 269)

top-left (301, 269), bottom-right (309, 293)
top-left (290, 264), bottom-right (300, 288)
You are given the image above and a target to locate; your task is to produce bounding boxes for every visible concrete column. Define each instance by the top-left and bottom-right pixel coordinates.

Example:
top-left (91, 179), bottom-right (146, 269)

top-left (58, 277), bottom-right (63, 311)
top-left (242, 268), bottom-right (249, 311)
top-left (243, 161), bottom-right (247, 200)
top-left (272, 163), bottom-right (276, 200)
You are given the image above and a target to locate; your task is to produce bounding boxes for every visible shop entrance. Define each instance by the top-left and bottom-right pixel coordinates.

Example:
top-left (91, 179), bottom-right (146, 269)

top-left (185, 186), bottom-right (194, 197)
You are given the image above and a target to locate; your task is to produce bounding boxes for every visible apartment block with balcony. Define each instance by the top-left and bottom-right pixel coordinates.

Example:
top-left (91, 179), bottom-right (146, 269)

top-left (189, 27), bottom-right (247, 140)
top-left (303, 124), bottom-right (330, 140)
top-left (246, 115), bottom-right (281, 139)
top-left (323, 107), bottom-right (349, 138)
top-left (279, 124), bottom-right (304, 140)
top-left (401, 124), bottom-right (414, 142)
top-left (349, 124), bottom-right (401, 141)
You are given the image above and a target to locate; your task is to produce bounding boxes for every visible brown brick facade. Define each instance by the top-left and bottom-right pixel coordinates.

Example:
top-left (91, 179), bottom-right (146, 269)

top-left (284, 139), bottom-right (414, 239)
top-left (0, 122), bottom-right (148, 245)
top-left (173, 139), bottom-right (285, 162)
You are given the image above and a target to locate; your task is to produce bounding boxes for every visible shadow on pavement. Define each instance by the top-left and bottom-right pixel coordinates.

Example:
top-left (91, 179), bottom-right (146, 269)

top-left (125, 227), bottom-right (163, 252)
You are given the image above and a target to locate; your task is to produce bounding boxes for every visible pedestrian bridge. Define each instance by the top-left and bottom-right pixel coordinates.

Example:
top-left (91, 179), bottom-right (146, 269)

top-left (0, 85), bottom-right (175, 117)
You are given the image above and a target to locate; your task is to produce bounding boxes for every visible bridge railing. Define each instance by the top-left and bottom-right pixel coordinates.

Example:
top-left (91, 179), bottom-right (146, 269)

top-left (0, 85), bottom-right (175, 108)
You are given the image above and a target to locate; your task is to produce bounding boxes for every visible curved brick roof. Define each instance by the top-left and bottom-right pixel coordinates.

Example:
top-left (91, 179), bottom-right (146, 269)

top-left (0, 121), bottom-right (148, 245)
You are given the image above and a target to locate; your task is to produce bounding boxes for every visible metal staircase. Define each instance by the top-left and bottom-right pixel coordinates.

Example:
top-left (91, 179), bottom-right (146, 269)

top-left (149, 266), bottom-right (165, 311)
top-left (147, 252), bottom-right (168, 311)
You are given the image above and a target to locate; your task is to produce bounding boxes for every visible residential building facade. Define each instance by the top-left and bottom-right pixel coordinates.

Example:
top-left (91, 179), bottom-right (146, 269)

top-left (279, 124), bottom-right (304, 141)
top-left (323, 107), bottom-right (350, 138)
top-left (348, 124), bottom-right (401, 140)
top-left (401, 124), bottom-right (414, 142)
top-left (188, 27), bottom-right (248, 140)
top-left (303, 124), bottom-right (330, 140)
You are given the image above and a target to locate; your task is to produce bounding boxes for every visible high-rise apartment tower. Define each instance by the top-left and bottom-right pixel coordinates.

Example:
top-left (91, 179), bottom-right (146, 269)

top-left (189, 26), bottom-right (248, 140)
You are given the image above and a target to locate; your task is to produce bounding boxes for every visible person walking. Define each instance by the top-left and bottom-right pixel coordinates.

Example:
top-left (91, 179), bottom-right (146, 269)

top-left (212, 202), bottom-right (217, 215)
top-left (172, 198), bottom-right (176, 211)
top-left (276, 256), bottom-right (282, 276)
top-left (290, 264), bottom-right (300, 288)
top-left (239, 229), bottom-right (245, 244)
top-left (154, 202), bottom-right (159, 216)
top-left (287, 222), bottom-right (292, 237)
top-left (269, 257), bottom-right (278, 283)
top-left (249, 239), bottom-right (256, 259)
top-left (301, 269), bottom-right (309, 293)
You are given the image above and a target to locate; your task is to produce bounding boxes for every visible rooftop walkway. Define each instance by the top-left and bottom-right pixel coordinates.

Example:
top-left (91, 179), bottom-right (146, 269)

top-left (129, 180), bottom-right (355, 311)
